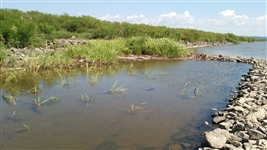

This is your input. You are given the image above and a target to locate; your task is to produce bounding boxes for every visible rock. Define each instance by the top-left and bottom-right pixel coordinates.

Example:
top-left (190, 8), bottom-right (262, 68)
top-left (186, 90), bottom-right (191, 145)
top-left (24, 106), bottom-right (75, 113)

top-left (243, 142), bottom-right (253, 150)
top-left (248, 129), bottom-right (266, 140)
top-left (235, 131), bottom-right (250, 142)
top-left (204, 128), bottom-right (227, 149)
top-left (233, 122), bottom-right (245, 131)
top-left (224, 143), bottom-right (243, 150)
top-left (213, 116), bottom-right (226, 123)
top-left (219, 119), bottom-right (234, 130)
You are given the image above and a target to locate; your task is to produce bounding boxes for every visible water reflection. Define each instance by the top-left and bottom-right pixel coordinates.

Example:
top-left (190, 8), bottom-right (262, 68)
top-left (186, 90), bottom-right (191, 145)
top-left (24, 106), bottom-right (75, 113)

top-left (1, 60), bottom-right (251, 149)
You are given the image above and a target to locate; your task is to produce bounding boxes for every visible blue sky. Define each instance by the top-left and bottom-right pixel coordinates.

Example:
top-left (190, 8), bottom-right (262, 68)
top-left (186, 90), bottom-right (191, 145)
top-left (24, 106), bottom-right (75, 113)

top-left (2, 0), bottom-right (267, 36)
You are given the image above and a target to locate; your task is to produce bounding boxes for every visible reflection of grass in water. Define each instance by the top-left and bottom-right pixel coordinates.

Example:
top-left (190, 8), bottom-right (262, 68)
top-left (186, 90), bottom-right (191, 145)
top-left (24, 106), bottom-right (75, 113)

top-left (54, 68), bottom-right (79, 88)
top-left (180, 81), bottom-right (205, 98)
top-left (194, 81), bottom-right (205, 95)
top-left (181, 82), bottom-right (191, 96)
top-left (9, 111), bottom-right (16, 121)
top-left (2, 94), bottom-right (17, 105)
top-left (34, 96), bottom-right (60, 107)
top-left (89, 73), bottom-right (99, 85)
top-left (108, 80), bottom-right (128, 94)
top-left (127, 63), bottom-right (136, 76)
top-left (143, 69), bottom-right (155, 79)
top-left (81, 92), bottom-right (96, 106)
top-left (27, 86), bottom-right (41, 93)
top-left (15, 123), bottom-right (30, 131)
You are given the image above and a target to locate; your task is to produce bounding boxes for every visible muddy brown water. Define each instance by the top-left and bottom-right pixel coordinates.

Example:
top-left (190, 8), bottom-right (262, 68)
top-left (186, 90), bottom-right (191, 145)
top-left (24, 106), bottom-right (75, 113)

top-left (1, 60), bottom-right (251, 149)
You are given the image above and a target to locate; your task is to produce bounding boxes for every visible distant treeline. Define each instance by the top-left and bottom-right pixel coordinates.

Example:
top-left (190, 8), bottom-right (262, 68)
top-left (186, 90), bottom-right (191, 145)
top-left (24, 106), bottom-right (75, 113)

top-left (0, 9), bottom-right (264, 48)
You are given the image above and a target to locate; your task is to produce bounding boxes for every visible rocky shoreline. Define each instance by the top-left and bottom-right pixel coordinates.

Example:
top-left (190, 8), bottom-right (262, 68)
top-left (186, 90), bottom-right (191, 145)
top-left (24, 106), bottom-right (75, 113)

top-left (119, 53), bottom-right (267, 150)
top-left (195, 55), bottom-right (267, 150)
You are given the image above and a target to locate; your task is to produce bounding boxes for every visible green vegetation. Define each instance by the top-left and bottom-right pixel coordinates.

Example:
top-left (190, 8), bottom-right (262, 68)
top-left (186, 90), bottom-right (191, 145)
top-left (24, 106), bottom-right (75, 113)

top-left (0, 37), bottom-right (189, 74)
top-left (33, 96), bottom-right (60, 107)
top-left (0, 8), bottom-right (264, 74)
top-left (108, 80), bottom-right (128, 94)
top-left (0, 9), bottom-right (263, 49)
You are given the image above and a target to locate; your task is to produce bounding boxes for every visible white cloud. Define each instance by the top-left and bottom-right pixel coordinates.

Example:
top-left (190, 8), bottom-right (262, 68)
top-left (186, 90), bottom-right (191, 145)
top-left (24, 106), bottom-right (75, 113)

top-left (219, 9), bottom-right (235, 17)
top-left (99, 14), bottom-right (120, 21)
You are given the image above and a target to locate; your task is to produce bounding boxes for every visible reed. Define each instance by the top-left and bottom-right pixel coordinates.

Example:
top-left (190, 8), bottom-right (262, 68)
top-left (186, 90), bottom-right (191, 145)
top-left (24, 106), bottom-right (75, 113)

top-left (2, 94), bottom-right (17, 105)
top-left (108, 80), bottom-right (128, 94)
top-left (89, 73), bottom-right (99, 85)
top-left (181, 82), bottom-right (190, 96)
top-left (81, 92), bottom-right (96, 106)
top-left (194, 81), bottom-right (205, 95)
top-left (34, 96), bottom-right (60, 107)
top-left (127, 102), bottom-right (146, 115)
top-left (9, 111), bottom-right (16, 121)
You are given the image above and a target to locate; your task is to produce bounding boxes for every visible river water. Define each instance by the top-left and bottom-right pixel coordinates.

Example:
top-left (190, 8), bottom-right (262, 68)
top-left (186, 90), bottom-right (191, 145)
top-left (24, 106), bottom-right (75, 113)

top-left (1, 42), bottom-right (265, 149)
top-left (197, 42), bottom-right (267, 60)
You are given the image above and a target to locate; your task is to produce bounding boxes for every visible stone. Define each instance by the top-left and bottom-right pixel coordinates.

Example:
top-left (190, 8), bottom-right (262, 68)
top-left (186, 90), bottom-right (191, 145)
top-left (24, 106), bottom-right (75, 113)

top-left (243, 142), bottom-right (253, 150)
top-left (204, 128), bottom-right (227, 149)
top-left (233, 122), bottom-right (245, 131)
top-left (219, 120), bottom-right (234, 130)
top-left (224, 143), bottom-right (243, 150)
top-left (213, 116), bottom-right (226, 123)
top-left (248, 129), bottom-right (266, 140)
top-left (235, 131), bottom-right (250, 142)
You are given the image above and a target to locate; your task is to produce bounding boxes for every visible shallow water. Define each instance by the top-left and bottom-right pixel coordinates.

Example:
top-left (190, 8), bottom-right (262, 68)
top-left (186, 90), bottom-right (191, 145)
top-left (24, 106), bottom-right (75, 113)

top-left (1, 60), bottom-right (251, 149)
top-left (197, 42), bottom-right (267, 60)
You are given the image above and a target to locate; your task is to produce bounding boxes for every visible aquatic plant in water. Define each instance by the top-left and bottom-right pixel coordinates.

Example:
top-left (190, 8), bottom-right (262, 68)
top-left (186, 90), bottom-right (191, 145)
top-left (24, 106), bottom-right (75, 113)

top-left (16, 123), bottom-right (30, 131)
top-left (181, 82), bottom-right (191, 96)
top-left (27, 86), bottom-right (41, 93)
top-left (194, 81), bottom-right (205, 95)
top-left (143, 69), bottom-right (155, 79)
top-left (89, 73), bottom-right (99, 85)
top-left (34, 96), bottom-right (60, 107)
top-left (81, 92), bottom-right (96, 106)
top-left (126, 102), bottom-right (147, 115)
top-left (108, 80), bottom-right (128, 94)
top-left (2, 94), bottom-right (17, 105)
top-left (127, 63), bottom-right (136, 76)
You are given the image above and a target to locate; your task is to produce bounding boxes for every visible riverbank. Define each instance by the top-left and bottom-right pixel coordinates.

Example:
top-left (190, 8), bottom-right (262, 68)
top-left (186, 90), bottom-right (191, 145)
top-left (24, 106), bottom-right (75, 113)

top-left (195, 55), bottom-right (267, 149)
top-left (120, 53), bottom-right (267, 149)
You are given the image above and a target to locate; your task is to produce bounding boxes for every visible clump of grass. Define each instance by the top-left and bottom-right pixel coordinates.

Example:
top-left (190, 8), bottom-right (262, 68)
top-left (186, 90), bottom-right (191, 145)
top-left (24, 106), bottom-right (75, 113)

top-left (126, 102), bottom-right (147, 115)
top-left (181, 82), bottom-right (191, 96)
top-left (27, 86), bottom-right (41, 93)
top-left (108, 80), bottom-right (128, 94)
top-left (81, 92), bottom-right (96, 106)
top-left (16, 123), bottom-right (30, 131)
top-left (34, 96), bottom-right (60, 107)
top-left (9, 111), bottom-right (16, 121)
top-left (194, 81), bottom-right (205, 95)
top-left (124, 37), bottom-right (189, 58)
top-left (127, 63), bottom-right (136, 76)
top-left (89, 73), bottom-right (99, 85)
top-left (143, 69), bottom-right (155, 79)
top-left (2, 94), bottom-right (17, 105)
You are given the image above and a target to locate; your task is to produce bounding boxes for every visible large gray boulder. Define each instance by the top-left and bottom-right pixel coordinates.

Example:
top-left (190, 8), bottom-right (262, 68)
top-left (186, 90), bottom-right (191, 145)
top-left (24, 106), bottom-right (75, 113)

top-left (204, 128), bottom-right (228, 148)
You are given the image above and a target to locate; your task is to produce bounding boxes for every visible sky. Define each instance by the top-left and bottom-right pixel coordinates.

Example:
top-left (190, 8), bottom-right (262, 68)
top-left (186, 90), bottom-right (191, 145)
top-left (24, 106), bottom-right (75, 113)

top-left (1, 0), bottom-right (267, 36)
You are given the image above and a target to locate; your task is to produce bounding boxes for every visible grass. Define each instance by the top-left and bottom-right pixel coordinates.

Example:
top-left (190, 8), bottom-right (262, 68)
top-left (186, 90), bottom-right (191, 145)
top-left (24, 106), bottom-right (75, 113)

top-left (126, 102), bottom-right (147, 115)
top-left (81, 92), bottom-right (96, 106)
top-left (34, 96), bottom-right (60, 107)
top-left (0, 37), bottom-right (190, 75)
top-left (194, 81), bottom-right (205, 95)
top-left (108, 80), bottom-right (128, 94)
top-left (2, 94), bottom-right (17, 105)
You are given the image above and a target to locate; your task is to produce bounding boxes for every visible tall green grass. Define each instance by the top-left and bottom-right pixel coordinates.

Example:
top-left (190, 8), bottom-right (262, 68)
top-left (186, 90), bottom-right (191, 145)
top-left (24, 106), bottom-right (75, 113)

top-left (0, 37), bottom-right (189, 74)
top-left (124, 37), bottom-right (189, 58)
